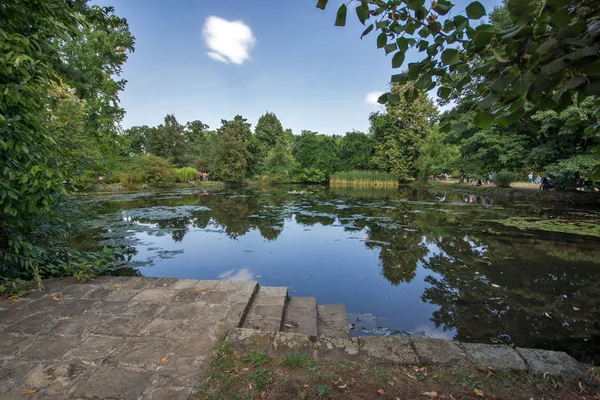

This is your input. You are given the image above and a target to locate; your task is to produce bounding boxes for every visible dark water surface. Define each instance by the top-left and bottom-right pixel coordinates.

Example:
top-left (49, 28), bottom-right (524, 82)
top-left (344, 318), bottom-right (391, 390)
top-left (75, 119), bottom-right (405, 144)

top-left (77, 185), bottom-right (600, 362)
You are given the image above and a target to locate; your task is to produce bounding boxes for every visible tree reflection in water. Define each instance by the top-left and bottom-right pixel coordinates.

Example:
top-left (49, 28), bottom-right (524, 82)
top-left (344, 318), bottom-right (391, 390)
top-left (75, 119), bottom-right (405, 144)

top-left (83, 186), bottom-right (600, 362)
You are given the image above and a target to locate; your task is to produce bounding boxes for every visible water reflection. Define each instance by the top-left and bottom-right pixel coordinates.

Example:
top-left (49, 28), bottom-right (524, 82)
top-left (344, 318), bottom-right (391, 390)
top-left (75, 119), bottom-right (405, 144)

top-left (79, 185), bottom-right (600, 362)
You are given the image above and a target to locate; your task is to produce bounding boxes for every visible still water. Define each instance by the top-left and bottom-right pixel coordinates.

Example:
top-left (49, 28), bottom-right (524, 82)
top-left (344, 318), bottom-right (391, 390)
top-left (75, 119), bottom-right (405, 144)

top-left (77, 185), bottom-right (600, 362)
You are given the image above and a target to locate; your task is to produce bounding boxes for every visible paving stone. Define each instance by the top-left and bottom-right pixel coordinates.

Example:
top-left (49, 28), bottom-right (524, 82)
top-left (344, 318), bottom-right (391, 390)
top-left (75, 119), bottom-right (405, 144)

top-left (516, 348), bottom-right (588, 378)
top-left (107, 338), bottom-right (176, 369)
top-left (49, 312), bottom-right (106, 337)
top-left (42, 277), bottom-right (79, 292)
top-left (170, 279), bottom-right (199, 290)
top-left (105, 287), bottom-right (143, 301)
top-left (64, 336), bottom-right (124, 361)
top-left (51, 284), bottom-right (98, 300)
top-left (0, 334), bottom-right (35, 357)
top-left (24, 362), bottom-right (91, 398)
top-left (88, 300), bottom-right (131, 316)
top-left (313, 336), bottom-right (360, 362)
top-left (283, 297), bottom-right (318, 336)
top-left (269, 332), bottom-right (315, 356)
top-left (158, 302), bottom-right (207, 320)
top-left (0, 360), bottom-right (41, 394)
top-left (462, 343), bottom-right (526, 371)
top-left (151, 278), bottom-right (181, 288)
top-left (172, 331), bottom-right (215, 357)
top-left (411, 338), bottom-right (467, 366)
top-left (5, 312), bottom-right (60, 334)
top-left (19, 335), bottom-right (83, 361)
top-left (359, 336), bottom-right (419, 364)
top-left (122, 301), bottom-right (162, 318)
top-left (215, 280), bottom-right (257, 293)
top-left (317, 304), bottom-right (349, 338)
top-left (92, 316), bottom-right (146, 337)
top-left (82, 285), bottom-right (117, 300)
top-left (257, 286), bottom-right (288, 298)
top-left (132, 288), bottom-right (179, 303)
top-left (197, 290), bottom-right (230, 304)
top-left (144, 386), bottom-right (193, 400)
top-left (225, 328), bottom-right (274, 355)
top-left (172, 287), bottom-right (204, 302)
top-left (243, 302), bottom-right (285, 331)
top-left (140, 318), bottom-right (181, 338)
top-left (72, 365), bottom-right (154, 399)
top-left (158, 355), bottom-right (208, 386)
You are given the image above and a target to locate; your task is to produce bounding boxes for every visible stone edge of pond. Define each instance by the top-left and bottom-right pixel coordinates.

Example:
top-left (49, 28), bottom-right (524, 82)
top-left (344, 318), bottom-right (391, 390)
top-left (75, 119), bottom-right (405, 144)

top-left (225, 328), bottom-right (590, 380)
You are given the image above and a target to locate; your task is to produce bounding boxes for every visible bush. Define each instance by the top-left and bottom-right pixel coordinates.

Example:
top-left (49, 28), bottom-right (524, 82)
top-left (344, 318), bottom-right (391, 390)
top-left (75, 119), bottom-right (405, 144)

top-left (493, 171), bottom-right (516, 187)
top-left (330, 170), bottom-right (398, 187)
top-left (130, 155), bottom-right (176, 188)
top-left (291, 167), bottom-right (327, 183)
top-left (545, 155), bottom-right (600, 190)
top-left (174, 167), bottom-right (198, 183)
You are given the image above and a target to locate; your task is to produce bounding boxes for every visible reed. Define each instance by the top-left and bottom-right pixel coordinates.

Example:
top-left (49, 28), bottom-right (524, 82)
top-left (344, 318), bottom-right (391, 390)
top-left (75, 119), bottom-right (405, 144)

top-left (330, 170), bottom-right (398, 187)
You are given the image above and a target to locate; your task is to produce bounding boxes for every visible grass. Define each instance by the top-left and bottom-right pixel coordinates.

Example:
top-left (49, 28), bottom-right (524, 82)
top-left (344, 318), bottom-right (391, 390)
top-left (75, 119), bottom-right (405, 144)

top-left (330, 170), bottom-right (398, 188)
top-left (194, 343), bottom-right (597, 399)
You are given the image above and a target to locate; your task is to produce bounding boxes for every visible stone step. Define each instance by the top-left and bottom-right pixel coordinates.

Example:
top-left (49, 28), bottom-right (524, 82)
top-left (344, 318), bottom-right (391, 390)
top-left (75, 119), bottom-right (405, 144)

top-left (282, 296), bottom-right (318, 336)
top-left (242, 285), bottom-right (287, 331)
top-left (317, 304), bottom-right (350, 338)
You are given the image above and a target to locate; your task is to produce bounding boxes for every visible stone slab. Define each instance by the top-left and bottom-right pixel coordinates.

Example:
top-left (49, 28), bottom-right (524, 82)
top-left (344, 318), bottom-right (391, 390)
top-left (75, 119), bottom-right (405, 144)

top-left (269, 331), bottom-right (315, 356)
top-left (312, 336), bottom-right (360, 362)
top-left (283, 296), bottom-right (318, 336)
top-left (516, 347), bottom-right (588, 378)
top-left (462, 343), bottom-right (526, 371)
top-left (411, 338), bottom-right (467, 366)
top-left (359, 336), bottom-right (419, 364)
top-left (226, 328), bottom-right (274, 355)
top-left (72, 365), bottom-right (154, 399)
top-left (317, 304), bottom-right (350, 338)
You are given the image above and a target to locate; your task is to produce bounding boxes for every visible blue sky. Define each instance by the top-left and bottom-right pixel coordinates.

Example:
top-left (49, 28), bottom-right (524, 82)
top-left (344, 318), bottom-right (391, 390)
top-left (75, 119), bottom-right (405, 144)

top-left (100, 0), bottom-right (501, 135)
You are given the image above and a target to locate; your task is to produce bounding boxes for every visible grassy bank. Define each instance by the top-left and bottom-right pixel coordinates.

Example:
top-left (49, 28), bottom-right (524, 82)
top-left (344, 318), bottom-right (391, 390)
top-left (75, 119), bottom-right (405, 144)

top-left (88, 181), bottom-right (224, 194)
top-left (196, 344), bottom-right (596, 400)
top-left (330, 171), bottom-right (398, 188)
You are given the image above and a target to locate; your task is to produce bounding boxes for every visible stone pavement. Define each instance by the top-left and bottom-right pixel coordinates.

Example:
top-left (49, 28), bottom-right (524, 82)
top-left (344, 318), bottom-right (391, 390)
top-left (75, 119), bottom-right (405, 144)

top-left (0, 276), bottom-right (591, 400)
top-left (0, 276), bottom-right (258, 399)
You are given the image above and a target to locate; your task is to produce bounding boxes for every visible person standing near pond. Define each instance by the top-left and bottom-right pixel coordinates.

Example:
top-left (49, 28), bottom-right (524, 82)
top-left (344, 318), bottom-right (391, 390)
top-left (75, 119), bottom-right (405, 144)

top-left (527, 172), bottom-right (534, 184)
top-left (535, 175), bottom-right (541, 185)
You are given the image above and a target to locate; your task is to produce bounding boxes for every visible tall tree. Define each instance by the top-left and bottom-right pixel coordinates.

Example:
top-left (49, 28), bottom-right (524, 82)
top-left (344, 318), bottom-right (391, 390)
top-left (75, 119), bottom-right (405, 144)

top-left (212, 116), bottom-right (254, 182)
top-left (293, 130), bottom-right (340, 176)
top-left (370, 84), bottom-right (437, 179)
top-left (146, 114), bottom-right (191, 167)
top-left (123, 125), bottom-right (156, 155)
top-left (338, 131), bottom-right (375, 170)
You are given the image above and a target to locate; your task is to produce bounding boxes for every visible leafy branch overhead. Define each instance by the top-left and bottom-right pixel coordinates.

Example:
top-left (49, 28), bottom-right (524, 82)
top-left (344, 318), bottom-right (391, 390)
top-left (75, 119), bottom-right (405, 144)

top-left (317, 0), bottom-right (600, 132)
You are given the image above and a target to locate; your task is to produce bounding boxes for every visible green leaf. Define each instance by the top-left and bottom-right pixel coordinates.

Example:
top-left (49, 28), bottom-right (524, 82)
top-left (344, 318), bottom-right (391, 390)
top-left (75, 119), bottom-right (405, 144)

top-left (433, 0), bottom-right (453, 15)
top-left (466, 1), bottom-right (486, 19)
top-left (396, 37), bottom-right (409, 52)
top-left (377, 32), bottom-right (387, 48)
top-left (452, 122), bottom-right (469, 132)
top-left (355, 4), bottom-right (369, 24)
top-left (438, 86), bottom-right (452, 99)
top-left (406, 0), bottom-right (425, 11)
top-left (385, 43), bottom-right (397, 54)
top-left (387, 92), bottom-right (401, 104)
top-left (391, 73), bottom-right (407, 83)
top-left (440, 123), bottom-right (452, 133)
top-left (453, 15), bottom-right (468, 31)
top-left (441, 48), bottom-right (460, 65)
top-left (477, 93), bottom-right (497, 110)
top-left (316, 0), bottom-right (328, 10)
top-left (392, 51), bottom-right (405, 68)
top-left (335, 4), bottom-right (347, 26)
top-left (377, 92), bottom-right (388, 104)
top-left (361, 24), bottom-right (374, 38)
top-left (474, 112), bottom-right (494, 128)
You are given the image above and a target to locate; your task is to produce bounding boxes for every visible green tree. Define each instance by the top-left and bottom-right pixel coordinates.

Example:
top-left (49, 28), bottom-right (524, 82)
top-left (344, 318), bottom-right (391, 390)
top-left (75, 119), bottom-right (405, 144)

top-left (255, 112), bottom-right (284, 149)
top-left (317, 0), bottom-right (600, 135)
top-left (146, 114), bottom-right (192, 167)
top-left (212, 116), bottom-right (254, 182)
top-left (370, 84), bottom-right (437, 179)
top-left (338, 131), bottom-right (374, 170)
top-left (414, 127), bottom-right (459, 178)
top-left (124, 125), bottom-right (156, 155)
top-left (293, 130), bottom-right (340, 178)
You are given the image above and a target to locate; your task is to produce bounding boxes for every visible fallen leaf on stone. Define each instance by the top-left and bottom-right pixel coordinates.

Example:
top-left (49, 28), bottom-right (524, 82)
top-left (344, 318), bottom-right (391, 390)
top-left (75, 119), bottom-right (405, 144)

top-left (388, 381), bottom-right (394, 386)
top-left (248, 383), bottom-right (253, 389)
top-left (407, 373), bottom-right (417, 381)
top-left (21, 389), bottom-right (38, 394)
top-left (474, 387), bottom-right (484, 397)
top-left (337, 384), bottom-right (347, 389)
top-left (491, 284), bottom-right (500, 288)
top-left (422, 391), bottom-right (438, 398)
top-left (160, 356), bottom-right (168, 363)
top-left (544, 312), bottom-right (552, 318)
top-left (377, 389), bottom-right (385, 395)
top-left (196, 287), bottom-right (208, 292)
top-left (113, 284), bottom-right (123, 288)
top-left (283, 323), bottom-right (293, 328)
top-left (62, 316), bottom-right (70, 320)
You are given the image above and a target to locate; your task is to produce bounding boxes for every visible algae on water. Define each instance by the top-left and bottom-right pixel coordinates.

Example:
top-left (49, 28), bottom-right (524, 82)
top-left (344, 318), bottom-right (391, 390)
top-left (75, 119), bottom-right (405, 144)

top-left (494, 217), bottom-right (600, 238)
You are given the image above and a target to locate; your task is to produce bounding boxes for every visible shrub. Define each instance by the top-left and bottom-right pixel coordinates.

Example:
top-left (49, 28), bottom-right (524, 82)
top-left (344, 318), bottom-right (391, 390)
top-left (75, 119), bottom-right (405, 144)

top-left (493, 171), bottom-right (516, 187)
top-left (174, 167), bottom-right (198, 183)
top-left (130, 155), bottom-right (176, 188)
top-left (118, 172), bottom-right (145, 186)
top-left (291, 167), bottom-right (327, 183)
top-left (330, 170), bottom-right (398, 187)
top-left (545, 154), bottom-right (600, 190)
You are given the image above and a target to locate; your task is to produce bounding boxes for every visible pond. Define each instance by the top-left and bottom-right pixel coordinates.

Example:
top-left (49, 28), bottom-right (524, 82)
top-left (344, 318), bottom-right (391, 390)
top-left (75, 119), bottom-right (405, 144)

top-left (76, 185), bottom-right (600, 363)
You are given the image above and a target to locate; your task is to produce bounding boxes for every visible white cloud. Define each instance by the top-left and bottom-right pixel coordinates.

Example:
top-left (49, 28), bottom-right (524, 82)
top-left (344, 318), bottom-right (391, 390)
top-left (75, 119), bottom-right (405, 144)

top-left (365, 91), bottom-right (384, 105)
top-left (202, 16), bottom-right (256, 65)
